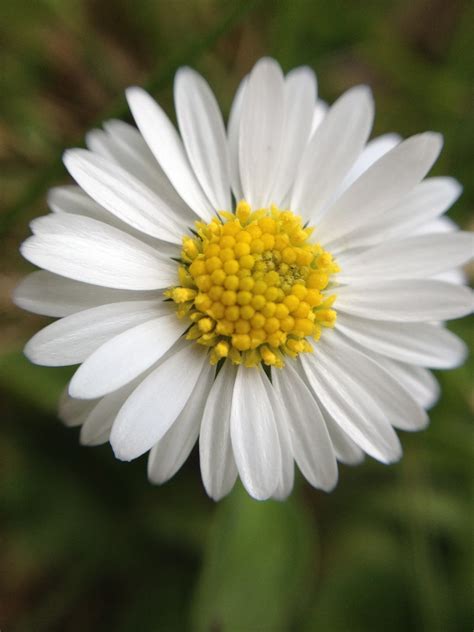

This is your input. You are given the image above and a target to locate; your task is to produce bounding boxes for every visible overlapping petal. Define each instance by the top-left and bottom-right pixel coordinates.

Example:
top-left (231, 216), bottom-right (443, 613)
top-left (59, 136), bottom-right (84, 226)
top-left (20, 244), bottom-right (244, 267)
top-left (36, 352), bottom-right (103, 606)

top-left (15, 56), bottom-right (473, 503)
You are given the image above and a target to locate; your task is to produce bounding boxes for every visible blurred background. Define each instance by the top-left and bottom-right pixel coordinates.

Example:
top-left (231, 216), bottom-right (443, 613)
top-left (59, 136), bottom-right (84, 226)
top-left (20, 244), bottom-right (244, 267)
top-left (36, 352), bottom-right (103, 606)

top-left (1, 0), bottom-right (473, 630)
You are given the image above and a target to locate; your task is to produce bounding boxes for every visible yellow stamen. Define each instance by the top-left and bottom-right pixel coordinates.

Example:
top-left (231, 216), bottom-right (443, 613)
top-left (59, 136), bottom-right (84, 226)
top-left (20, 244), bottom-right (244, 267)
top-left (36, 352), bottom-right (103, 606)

top-left (166, 203), bottom-right (338, 368)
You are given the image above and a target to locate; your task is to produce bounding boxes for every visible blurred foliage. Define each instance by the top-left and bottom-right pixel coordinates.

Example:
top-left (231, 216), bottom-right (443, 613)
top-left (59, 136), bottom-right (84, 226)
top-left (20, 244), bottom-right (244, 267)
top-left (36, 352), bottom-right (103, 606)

top-left (0, 0), bottom-right (473, 630)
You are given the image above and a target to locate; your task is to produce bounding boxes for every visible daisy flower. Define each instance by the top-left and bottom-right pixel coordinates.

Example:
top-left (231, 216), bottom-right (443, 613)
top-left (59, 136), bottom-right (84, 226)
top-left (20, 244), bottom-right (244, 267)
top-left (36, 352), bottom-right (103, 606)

top-left (15, 58), bottom-right (473, 501)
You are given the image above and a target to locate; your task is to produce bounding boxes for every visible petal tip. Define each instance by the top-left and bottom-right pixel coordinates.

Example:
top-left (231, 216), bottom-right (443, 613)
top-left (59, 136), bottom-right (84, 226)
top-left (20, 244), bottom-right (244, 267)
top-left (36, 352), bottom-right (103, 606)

top-left (125, 85), bottom-right (149, 109)
top-left (109, 426), bottom-right (136, 462)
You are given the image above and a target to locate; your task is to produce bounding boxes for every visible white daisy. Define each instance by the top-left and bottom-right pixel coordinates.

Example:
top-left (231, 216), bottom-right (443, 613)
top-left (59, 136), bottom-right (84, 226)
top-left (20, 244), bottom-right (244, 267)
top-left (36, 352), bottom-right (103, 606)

top-left (15, 58), bottom-right (473, 501)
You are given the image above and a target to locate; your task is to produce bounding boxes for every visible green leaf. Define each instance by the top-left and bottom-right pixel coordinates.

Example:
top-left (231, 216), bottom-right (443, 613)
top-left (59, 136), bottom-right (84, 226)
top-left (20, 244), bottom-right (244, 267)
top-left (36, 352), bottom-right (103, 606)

top-left (191, 483), bottom-right (317, 632)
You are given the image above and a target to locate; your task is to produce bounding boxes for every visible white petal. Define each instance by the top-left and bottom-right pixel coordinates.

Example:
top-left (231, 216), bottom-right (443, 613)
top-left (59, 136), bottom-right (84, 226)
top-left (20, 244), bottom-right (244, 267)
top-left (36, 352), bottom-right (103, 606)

top-left (323, 411), bottom-right (365, 465)
top-left (31, 209), bottom-right (180, 259)
top-left (325, 332), bottom-right (428, 432)
top-left (64, 149), bottom-right (183, 243)
top-left (291, 85), bottom-right (374, 222)
top-left (272, 360), bottom-right (338, 491)
top-left (230, 365), bottom-right (281, 500)
top-left (260, 373), bottom-right (295, 500)
top-left (337, 232), bottom-right (473, 282)
top-left (238, 58), bottom-right (285, 209)
top-left (126, 87), bottom-right (214, 221)
top-left (435, 268), bottom-right (466, 285)
top-left (301, 348), bottom-right (402, 464)
top-left (47, 185), bottom-right (182, 256)
top-left (331, 177), bottom-right (462, 253)
top-left (310, 100), bottom-right (328, 135)
top-left (365, 354), bottom-right (440, 412)
top-left (79, 384), bottom-right (133, 446)
top-left (24, 299), bottom-right (169, 366)
top-left (339, 133), bottom-right (401, 193)
top-left (58, 386), bottom-right (98, 427)
top-left (175, 67), bottom-right (231, 211)
top-left (270, 66), bottom-right (316, 205)
top-left (48, 185), bottom-right (109, 222)
top-left (199, 361), bottom-right (239, 500)
top-left (85, 128), bottom-right (117, 159)
top-left (21, 214), bottom-right (177, 290)
top-left (80, 368), bottom-right (160, 446)
top-left (227, 75), bottom-right (247, 201)
top-left (69, 313), bottom-right (186, 399)
top-left (110, 343), bottom-right (207, 461)
top-left (336, 313), bottom-right (468, 368)
top-left (318, 132), bottom-right (443, 246)
top-left (292, 359), bottom-right (364, 465)
top-left (414, 217), bottom-right (459, 237)
top-left (13, 271), bottom-right (158, 318)
top-left (102, 119), bottom-right (196, 224)
top-left (148, 362), bottom-right (214, 485)
top-left (336, 279), bottom-right (473, 322)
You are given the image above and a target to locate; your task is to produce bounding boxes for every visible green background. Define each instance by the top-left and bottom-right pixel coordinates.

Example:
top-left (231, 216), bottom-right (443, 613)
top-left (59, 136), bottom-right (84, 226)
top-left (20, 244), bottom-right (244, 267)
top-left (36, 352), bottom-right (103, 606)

top-left (1, 1), bottom-right (472, 630)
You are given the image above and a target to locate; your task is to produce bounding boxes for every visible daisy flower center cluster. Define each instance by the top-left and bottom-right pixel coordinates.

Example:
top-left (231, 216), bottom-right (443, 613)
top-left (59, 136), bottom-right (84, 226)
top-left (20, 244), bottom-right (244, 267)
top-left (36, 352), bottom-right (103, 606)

top-left (166, 201), bottom-right (339, 368)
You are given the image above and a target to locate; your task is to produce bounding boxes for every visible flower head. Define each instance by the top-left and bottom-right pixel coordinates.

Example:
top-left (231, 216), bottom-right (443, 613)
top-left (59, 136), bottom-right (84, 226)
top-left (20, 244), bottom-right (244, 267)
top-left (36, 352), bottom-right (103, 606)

top-left (16, 58), bottom-right (473, 500)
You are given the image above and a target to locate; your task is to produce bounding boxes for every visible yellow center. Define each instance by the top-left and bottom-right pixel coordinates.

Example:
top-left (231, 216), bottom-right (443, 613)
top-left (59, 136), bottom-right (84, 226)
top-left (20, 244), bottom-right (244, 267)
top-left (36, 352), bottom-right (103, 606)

top-left (166, 201), bottom-right (339, 368)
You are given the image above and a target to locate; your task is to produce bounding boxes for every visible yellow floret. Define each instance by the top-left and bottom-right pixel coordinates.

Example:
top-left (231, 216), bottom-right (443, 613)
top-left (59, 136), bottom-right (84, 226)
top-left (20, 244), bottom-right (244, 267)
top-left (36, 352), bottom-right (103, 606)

top-left (216, 320), bottom-right (234, 335)
top-left (219, 247), bottom-right (235, 262)
top-left (209, 285), bottom-right (223, 301)
top-left (210, 302), bottom-right (225, 319)
top-left (206, 256), bottom-right (222, 273)
top-left (222, 290), bottom-right (237, 306)
top-left (196, 275), bottom-right (212, 292)
top-left (253, 280), bottom-right (267, 294)
top-left (262, 302), bottom-right (276, 318)
top-left (235, 319), bottom-right (251, 334)
top-left (235, 230), bottom-right (252, 244)
top-left (282, 247), bottom-right (297, 264)
top-left (274, 303), bottom-right (289, 320)
top-left (239, 254), bottom-right (255, 269)
top-left (225, 306), bottom-right (240, 322)
top-left (240, 305), bottom-right (255, 320)
top-left (283, 294), bottom-right (300, 312)
top-left (171, 201), bottom-right (338, 367)
top-left (211, 269), bottom-right (226, 285)
top-left (232, 334), bottom-right (251, 351)
top-left (224, 275), bottom-right (239, 291)
top-left (261, 233), bottom-right (275, 250)
top-left (234, 241), bottom-right (250, 257)
top-left (194, 293), bottom-right (212, 311)
top-left (189, 259), bottom-right (206, 277)
top-left (223, 259), bottom-right (239, 274)
top-left (307, 271), bottom-right (328, 289)
top-left (251, 313), bottom-right (266, 329)
top-left (220, 235), bottom-right (235, 248)
top-left (168, 287), bottom-right (196, 303)
top-left (250, 239), bottom-right (265, 254)
top-left (259, 217), bottom-right (276, 234)
top-left (293, 301), bottom-right (310, 318)
top-left (265, 287), bottom-right (279, 301)
top-left (264, 317), bottom-right (280, 334)
top-left (198, 317), bottom-right (214, 333)
top-left (237, 291), bottom-right (252, 306)
top-left (236, 200), bottom-right (251, 223)
top-left (291, 284), bottom-right (307, 300)
top-left (239, 277), bottom-right (255, 291)
top-left (251, 295), bottom-right (266, 310)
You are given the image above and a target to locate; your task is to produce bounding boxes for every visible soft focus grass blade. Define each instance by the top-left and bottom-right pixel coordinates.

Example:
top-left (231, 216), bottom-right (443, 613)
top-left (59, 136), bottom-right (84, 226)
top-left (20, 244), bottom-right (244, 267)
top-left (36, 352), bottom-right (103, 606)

top-left (0, 350), bottom-right (72, 413)
top-left (191, 483), bottom-right (317, 632)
